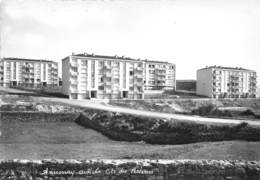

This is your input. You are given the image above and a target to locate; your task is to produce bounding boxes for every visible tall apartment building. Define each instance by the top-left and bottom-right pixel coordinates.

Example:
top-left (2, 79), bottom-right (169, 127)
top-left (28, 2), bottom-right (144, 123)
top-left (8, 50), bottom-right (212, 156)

top-left (143, 60), bottom-right (176, 90)
top-left (0, 57), bottom-right (59, 88)
top-left (62, 53), bottom-right (176, 99)
top-left (62, 53), bottom-right (144, 99)
top-left (197, 66), bottom-right (257, 98)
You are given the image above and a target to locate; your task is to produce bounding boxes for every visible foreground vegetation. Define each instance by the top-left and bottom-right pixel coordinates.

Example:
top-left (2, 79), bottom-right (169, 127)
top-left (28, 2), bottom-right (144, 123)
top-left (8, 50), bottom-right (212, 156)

top-left (76, 109), bottom-right (260, 145)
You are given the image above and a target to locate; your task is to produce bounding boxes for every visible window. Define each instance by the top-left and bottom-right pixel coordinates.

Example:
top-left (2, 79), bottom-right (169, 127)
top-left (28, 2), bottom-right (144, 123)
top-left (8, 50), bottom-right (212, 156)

top-left (99, 61), bottom-right (104, 66)
top-left (71, 67), bottom-right (77, 72)
top-left (129, 71), bottom-right (133, 76)
top-left (98, 86), bottom-right (104, 90)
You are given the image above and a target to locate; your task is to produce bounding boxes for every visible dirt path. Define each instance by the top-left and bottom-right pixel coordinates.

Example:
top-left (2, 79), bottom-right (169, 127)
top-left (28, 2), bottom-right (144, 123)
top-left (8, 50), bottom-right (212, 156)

top-left (38, 97), bottom-right (260, 126)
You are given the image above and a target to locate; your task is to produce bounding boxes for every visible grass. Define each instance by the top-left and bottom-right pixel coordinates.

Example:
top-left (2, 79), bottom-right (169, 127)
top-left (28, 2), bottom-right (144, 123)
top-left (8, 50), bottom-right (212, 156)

top-left (1, 120), bottom-right (260, 160)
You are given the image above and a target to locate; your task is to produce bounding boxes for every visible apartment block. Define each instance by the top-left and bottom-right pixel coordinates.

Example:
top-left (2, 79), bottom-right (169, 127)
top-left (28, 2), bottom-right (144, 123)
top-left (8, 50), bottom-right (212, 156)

top-left (62, 53), bottom-right (144, 99)
top-left (143, 60), bottom-right (176, 91)
top-left (197, 66), bottom-right (257, 98)
top-left (0, 57), bottom-right (59, 88)
top-left (62, 53), bottom-right (176, 99)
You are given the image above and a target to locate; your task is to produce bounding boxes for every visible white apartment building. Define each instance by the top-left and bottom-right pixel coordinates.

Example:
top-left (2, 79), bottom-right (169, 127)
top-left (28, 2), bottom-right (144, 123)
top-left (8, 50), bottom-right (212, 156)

top-left (197, 66), bottom-right (257, 98)
top-left (62, 53), bottom-right (176, 99)
top-left (0, 57), bottom-right (59, 88)
top-left (144, 60), bottom-right (176, 91)
top-left (62, 53), bottom-right (144, 99)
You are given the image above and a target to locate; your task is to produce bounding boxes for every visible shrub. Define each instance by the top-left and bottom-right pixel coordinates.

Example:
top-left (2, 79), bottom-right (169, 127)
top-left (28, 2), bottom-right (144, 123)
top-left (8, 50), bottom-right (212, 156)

top-left (76, 110), bottom-right (260, 145)
top-left (239, 109), bottom-right (255, 116)
top-left (192, 104), bottom-right (215, 115)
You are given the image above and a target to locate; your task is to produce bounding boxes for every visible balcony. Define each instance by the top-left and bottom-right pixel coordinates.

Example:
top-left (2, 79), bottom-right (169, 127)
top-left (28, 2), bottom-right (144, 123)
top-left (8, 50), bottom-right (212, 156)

top-left (134, 81), bottom-right (143, 86)
top-left (156, 71), bottom-right (166, 75)
top-left (105, 89), bottom-right (112, 94)
top-left (103, 65), bottom-right (112, 70)
top-left (134, 74), bottom-right (143, 79)
top-left (104, 81), bottom-right (112, 86)
top-left (105, 72), bottom-right (112, 77)
top-left (70, 79), bottom-right (78, 85)
top-left (136, 66), bottom-right (143, 72)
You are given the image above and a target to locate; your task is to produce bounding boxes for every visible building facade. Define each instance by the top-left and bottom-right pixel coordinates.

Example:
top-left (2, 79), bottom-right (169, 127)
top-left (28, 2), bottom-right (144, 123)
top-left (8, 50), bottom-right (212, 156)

top-left (0, 57), bottom-right (59, 88)
top-left (143, 60), bottom-right (176, 91)
top-left (62, 53), bottom-right (176, 99)
top-left (196, 66), bottom-right (257, 98)
top-left (0, 61), bottom-right (3, 86)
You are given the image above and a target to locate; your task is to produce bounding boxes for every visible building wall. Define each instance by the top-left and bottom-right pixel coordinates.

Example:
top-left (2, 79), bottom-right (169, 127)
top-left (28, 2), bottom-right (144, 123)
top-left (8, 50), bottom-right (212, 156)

top-left (196, 68), bottom-right (213, 97)
top-left (62, 55), bottom-right (144, 100)
top-left (61, 57), bottom-right (70, 96)
top-left (197, 67), bottom-right (257, 98)
top-left (1, 58), bottom-right (58, 88)
top-left (0, 61), bottom-right (3, 85)
top-left (144, 62), bottom-right (176, 91)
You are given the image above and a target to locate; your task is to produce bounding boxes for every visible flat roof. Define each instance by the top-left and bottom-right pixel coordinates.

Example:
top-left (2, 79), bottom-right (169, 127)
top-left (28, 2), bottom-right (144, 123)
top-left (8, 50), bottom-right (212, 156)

top-left (198, 66), bottom-right (255, 72)
top-left (68, 53), bottom-right (173, 64)
top-left (1, 57), bottom-right (57, 63)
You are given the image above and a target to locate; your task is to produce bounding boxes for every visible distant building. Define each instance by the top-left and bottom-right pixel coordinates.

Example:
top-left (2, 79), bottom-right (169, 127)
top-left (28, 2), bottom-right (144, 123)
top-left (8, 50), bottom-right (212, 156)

top-left (176, 80), bottom-right (196, 91)
top-left (196, 66), bottom-right (257, 98)
top-left (0, 57), bottom-right (59, 88)
top-left (62, 53), bottom-right (176, 99)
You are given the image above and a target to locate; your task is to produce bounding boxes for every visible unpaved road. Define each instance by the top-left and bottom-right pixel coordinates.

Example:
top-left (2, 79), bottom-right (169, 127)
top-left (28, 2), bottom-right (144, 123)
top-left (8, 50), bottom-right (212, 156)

top-left (37, 97), bottom-right (260, 126)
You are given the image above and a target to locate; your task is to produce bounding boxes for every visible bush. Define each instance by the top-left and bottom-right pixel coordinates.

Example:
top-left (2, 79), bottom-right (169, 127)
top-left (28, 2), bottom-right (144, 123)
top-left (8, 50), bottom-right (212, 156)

top-left (239, 109), bottom-right (255, 116)
top-left (76, 110), bottom-right (260, 145)
top-left (192, 104), bottom-right (215, 115)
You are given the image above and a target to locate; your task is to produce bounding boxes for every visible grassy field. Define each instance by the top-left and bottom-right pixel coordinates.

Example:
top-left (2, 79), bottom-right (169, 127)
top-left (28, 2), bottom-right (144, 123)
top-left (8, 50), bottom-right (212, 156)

top-left (0, 120), bottom-right (260, 160)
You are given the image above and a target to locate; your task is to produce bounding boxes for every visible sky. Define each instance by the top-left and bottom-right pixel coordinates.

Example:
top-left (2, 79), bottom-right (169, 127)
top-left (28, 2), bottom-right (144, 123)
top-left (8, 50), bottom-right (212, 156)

top-left (0, 0), bottom-right (260, 86)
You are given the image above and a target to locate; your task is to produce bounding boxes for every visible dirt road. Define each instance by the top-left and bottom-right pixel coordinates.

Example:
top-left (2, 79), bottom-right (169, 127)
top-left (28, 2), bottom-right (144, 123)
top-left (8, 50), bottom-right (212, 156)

top-left (38, 97), bottom-right (260, 126)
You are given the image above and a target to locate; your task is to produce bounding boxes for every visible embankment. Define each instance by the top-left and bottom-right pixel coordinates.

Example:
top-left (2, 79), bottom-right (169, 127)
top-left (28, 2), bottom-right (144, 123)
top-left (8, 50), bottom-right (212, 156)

top-left (0, 111), bottom-right (80, 122)
top-left (75, 109), bottom-right (260, 145)
top-left (0, 159), bottom-right (260, 180)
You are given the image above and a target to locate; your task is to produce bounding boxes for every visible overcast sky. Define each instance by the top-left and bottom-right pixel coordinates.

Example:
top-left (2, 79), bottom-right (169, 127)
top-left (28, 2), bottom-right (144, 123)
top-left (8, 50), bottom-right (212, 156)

top-left (1, 0), bottom-right (260, 83)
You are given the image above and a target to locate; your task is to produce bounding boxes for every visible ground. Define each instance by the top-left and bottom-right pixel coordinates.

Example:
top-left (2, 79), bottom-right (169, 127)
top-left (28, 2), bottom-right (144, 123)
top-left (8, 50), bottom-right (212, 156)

top-left (1, 120), bottom-right (260, 160)
top-left (1, 88), bottom-right (260, 160)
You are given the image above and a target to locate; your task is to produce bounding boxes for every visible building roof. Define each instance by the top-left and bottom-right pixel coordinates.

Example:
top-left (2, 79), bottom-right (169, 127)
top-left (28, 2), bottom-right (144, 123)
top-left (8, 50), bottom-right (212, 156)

top-left (198, 65), bottom-right (255, 72)
top-left (1, 57), bottom-right (56, 64)
top-left (70, 53), bottom-right (172, 64)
